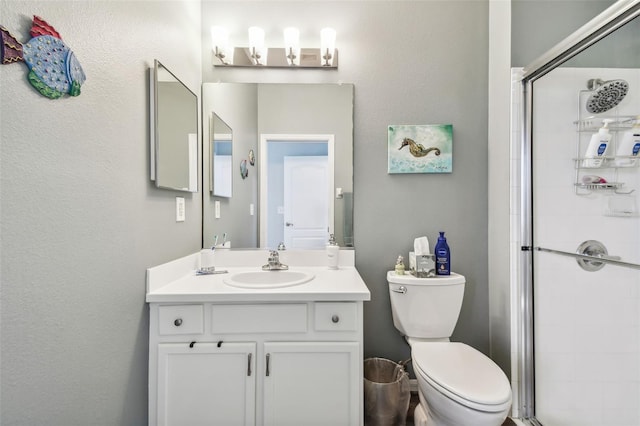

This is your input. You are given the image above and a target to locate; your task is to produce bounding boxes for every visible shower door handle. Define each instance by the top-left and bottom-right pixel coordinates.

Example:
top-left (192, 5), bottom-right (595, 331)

top-left (534, 240), bottom-right (640, 272)
top-left (575, 240), bottom-right (621, 271)
top-left (576, 240), bottom-right (619, 260)
top-left (595, 253), bottom-right (621, 261)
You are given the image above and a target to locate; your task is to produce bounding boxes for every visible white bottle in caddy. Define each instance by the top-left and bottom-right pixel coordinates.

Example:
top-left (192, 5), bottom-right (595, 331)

top-left (616, 116), bottom-right (640, 166)
top-left (583, 119), bottom-right (613, 168)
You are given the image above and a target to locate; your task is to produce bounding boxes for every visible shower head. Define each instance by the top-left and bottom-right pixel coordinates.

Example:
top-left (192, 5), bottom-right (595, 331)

top-left (585, 78), bottom-right (629, 114)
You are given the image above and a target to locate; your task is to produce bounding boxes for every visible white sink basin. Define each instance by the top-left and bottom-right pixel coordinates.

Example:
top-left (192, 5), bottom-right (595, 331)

top-left (223, 270), bottom-right (315, 289)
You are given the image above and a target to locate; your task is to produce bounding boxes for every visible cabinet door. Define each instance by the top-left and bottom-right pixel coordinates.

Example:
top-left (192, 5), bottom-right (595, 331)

top-left (263, 341), bottom-right (359, 426)
top-left (157, 342), bottom-right (256, 426)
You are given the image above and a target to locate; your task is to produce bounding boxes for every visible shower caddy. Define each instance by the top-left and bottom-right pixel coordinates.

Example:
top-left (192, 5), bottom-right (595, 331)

top-left (573, 88), bottom-right (638, 198)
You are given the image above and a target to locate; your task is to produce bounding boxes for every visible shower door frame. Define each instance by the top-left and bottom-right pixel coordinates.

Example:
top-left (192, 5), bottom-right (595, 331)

top-left (518, 1), bottom-right (640, 423)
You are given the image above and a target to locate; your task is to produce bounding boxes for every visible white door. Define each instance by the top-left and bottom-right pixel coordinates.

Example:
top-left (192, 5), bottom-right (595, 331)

top-left (157, 342), bottom-right (256, 426)
top-left (263, 341), bottom-right (359, 426)
top-left (283, 156), bottom-right (330, 249)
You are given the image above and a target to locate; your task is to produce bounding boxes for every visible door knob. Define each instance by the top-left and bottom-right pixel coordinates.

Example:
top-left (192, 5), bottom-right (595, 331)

top-left (285, 222), bottom-right (294, 227)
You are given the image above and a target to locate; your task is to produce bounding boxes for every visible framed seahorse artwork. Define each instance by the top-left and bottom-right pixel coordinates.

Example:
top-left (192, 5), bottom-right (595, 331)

top-left (388, 124), bottom-right (453, 174)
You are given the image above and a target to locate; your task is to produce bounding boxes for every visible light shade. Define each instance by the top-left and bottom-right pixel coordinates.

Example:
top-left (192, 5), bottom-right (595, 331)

top-left (248, 26), bottom-right (267, 65)
top-left (211, 26), bottom-right (233, 65)
top-left (320, 27), bottom-right (336, 66)
top-left (211, 26), bottom-right (229, 47)
top-left (283, 27), bottom-right (300, 66)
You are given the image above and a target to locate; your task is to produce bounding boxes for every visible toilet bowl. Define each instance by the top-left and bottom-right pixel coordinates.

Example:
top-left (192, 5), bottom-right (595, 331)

top-left (412, 342), bottom-right (512, 426)
top-left (387, 271), bottom-right (512, 426)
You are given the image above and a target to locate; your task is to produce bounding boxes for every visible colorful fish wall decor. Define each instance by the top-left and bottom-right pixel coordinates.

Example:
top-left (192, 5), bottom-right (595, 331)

top-left (1, 15), bottom-right (86, 99)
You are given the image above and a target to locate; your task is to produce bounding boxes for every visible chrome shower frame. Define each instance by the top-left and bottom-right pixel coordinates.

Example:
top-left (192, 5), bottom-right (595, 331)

top-left (517, 0), bottom-right (640, 423)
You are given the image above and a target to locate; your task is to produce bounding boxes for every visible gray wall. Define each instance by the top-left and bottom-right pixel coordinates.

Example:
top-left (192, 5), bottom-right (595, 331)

top-left (0, 1), bottom-right (201, 424)
top-left (511, 0), bottom-right (616, 67)
top-left (202, 0), bottom-right (491, 362)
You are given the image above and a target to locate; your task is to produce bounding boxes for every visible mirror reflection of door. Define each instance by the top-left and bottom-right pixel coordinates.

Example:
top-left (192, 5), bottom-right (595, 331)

top-left (260, 135), bottom-right (335, 249)
top-left (283, 156), bottom-right (330, 249)
top-left (212, 138), bottom-right (232, 197)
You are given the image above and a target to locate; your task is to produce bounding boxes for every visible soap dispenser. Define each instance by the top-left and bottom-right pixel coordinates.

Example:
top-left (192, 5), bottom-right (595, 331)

top-left (435, 231), bottom-right (450, 276)
top-left (327, 234), bottom-right (339, 270)
top-left (583, 119), bottom-right (613, 168)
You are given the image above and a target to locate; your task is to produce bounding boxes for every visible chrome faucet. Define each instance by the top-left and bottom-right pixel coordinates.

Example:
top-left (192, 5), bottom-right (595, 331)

top-left (262, 250), bottom-right (289, 271)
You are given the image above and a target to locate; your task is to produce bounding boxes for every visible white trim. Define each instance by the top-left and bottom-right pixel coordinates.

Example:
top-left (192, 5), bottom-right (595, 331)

top-left (487, 0), bottom-right (515, 417)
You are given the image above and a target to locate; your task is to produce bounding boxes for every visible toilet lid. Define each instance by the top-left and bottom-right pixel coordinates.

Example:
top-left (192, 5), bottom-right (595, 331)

top-left (412, 342), bottom-right (511, 411)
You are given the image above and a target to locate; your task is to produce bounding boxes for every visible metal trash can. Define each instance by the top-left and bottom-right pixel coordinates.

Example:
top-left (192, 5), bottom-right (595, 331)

top-left (363, 358), bottom-right (411, 426)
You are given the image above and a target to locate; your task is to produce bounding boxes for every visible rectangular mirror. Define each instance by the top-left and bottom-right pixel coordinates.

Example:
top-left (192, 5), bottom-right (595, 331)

top-left (150, 60), bottom-right (198, 192)
top-left (202, 83), bottom-right (354, 250)
top-left (211, 113), bottom-right (233, 197)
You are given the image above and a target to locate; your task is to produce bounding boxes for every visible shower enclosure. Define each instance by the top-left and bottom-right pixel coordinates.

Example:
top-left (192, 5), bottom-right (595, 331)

top-left (517, 1), bottom-right (640, 425)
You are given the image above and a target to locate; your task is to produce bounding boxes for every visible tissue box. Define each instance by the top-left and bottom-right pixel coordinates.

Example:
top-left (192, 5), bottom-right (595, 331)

top-left (410, 253), bottom-right (435, 278)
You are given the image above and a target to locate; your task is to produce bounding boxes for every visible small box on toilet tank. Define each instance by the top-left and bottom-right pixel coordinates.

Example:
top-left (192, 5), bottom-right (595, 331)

top-left (410, 252), bottom-right (436, 278)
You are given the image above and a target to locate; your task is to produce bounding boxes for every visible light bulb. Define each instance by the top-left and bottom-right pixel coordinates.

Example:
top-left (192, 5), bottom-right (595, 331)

top-left (320, 27), bottom-right (336, 66)
top-left (283, 27), bottom-right (300, 66)
top-left (248, 26), bottom-right (266, 64)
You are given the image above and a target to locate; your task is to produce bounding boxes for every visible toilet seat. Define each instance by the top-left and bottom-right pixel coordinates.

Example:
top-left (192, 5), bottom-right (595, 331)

top-left (412, 342), bottom-right (512, 413)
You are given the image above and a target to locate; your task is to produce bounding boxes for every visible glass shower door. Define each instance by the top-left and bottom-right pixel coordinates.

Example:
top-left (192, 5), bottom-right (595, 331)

top-left (528, 10), bottom-right (640, 426)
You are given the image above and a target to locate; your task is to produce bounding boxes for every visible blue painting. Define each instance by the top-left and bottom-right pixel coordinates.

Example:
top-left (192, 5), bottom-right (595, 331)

top-left (388, 124), bottom-right (453, 174)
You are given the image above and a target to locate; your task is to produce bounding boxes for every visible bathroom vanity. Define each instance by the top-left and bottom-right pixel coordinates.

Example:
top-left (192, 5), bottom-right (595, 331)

top-left (146, 249), bottom-right (370, 426)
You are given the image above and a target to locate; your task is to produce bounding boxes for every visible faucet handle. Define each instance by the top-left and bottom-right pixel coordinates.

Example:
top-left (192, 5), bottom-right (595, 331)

top-left (277, 242), bottom-right (286, 251)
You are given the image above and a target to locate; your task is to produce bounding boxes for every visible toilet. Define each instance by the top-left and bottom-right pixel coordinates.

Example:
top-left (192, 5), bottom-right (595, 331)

top-left (387, 271), bottom-right (512, 426)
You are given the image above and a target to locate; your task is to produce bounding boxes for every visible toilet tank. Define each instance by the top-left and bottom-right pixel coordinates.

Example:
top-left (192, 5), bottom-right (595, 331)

top-left (387, 271), bottom-right (465, 339)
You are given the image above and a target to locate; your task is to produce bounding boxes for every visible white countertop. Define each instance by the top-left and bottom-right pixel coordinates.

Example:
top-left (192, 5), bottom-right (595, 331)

top-left (146, 250), bottom-right (371, 303)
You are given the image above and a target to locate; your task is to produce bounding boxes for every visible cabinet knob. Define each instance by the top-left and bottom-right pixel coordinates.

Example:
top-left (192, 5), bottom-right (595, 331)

top-left (331, 314), bottom-right (340, 323)
top-left (174, 318), bottom-right (183, 327)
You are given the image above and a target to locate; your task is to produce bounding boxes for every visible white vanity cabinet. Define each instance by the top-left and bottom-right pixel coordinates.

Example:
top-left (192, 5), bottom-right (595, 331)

top-left (148, 301), bottom-right (364, 426)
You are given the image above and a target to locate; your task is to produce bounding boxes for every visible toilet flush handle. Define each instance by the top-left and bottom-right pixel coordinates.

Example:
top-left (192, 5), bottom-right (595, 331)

top-left (391, 286), bottom-right (407, 294)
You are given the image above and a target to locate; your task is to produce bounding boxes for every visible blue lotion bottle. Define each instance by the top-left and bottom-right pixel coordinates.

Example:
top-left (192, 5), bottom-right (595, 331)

top-left (435, 231), bottom-right (450, 275)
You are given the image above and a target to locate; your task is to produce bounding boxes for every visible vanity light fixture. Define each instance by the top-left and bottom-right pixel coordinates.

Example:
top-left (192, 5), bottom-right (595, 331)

top-left (210, 26), bottom-right (338, 69)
